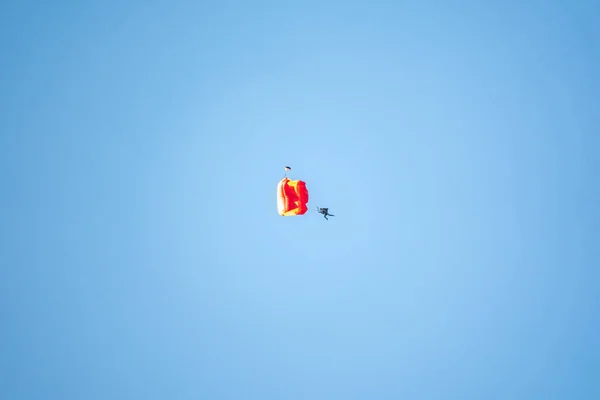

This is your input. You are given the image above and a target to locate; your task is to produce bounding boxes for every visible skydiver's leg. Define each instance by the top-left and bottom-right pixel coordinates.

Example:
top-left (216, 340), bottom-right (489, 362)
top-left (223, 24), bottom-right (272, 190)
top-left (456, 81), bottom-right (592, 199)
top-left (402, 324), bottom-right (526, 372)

top-left (324, 215), bottom-right (328, 220)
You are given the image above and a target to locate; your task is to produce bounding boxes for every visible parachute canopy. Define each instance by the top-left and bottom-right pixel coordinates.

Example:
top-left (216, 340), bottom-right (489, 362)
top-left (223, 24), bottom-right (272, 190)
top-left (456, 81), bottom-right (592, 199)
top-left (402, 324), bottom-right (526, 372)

top-left (277, 177), bottom-right (309, 216)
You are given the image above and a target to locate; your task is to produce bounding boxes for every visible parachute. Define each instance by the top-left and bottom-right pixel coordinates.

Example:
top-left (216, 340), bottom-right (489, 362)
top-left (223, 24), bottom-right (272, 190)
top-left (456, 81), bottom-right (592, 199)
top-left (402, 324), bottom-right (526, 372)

top-left (277, 177), bottom-right (309, 216)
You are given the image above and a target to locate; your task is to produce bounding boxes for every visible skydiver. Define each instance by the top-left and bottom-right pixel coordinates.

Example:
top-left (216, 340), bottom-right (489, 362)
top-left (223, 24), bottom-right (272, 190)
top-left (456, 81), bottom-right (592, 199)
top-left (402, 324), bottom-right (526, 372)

top-left (317, 207), bottom-right (335, 220)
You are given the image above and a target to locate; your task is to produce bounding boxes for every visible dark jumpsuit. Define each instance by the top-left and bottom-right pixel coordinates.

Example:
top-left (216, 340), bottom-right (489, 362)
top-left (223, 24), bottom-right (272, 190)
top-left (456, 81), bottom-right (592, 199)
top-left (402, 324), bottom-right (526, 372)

top-left (319, 208), bottom-right (334, 220)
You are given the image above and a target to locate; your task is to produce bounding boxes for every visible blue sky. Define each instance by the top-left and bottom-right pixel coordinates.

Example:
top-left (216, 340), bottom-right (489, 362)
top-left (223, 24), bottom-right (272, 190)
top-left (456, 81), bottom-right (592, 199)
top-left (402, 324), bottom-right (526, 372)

top-left (1, 1), bottom-right (599, 399)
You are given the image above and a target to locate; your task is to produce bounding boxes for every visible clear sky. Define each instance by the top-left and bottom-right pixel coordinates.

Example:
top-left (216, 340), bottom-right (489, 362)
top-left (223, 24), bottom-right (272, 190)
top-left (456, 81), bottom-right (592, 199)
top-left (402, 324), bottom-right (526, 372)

top-left (1, 1), bottom-right (599, 399)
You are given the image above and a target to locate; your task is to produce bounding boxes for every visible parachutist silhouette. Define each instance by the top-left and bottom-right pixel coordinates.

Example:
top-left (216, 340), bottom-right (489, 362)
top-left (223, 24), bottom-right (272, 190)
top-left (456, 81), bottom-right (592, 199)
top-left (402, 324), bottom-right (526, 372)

top-left (317, 207), bottom-right (334, 220)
